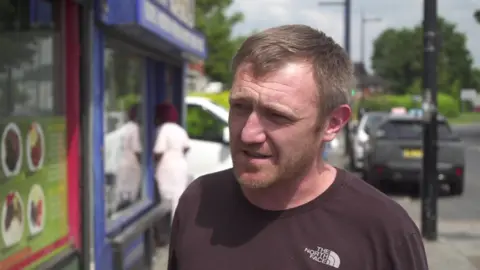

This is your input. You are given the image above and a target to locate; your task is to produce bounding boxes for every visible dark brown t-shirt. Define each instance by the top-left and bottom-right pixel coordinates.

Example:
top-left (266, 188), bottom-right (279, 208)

top-left (167, 168), bottom-right (428, 270)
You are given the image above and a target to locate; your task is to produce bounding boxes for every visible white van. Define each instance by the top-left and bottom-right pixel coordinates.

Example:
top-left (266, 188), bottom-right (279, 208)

top-left (185, 96), bottom-right (232, 179)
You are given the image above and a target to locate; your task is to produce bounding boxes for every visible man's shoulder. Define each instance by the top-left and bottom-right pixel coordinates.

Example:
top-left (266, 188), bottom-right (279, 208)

top-left (178, 168), bottom-right (236, 207)
top-left (339, 170), bottom-right (418, 233)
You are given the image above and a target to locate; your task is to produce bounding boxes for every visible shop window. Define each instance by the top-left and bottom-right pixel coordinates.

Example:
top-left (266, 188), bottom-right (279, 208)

top-left (186, 105), bottom-right (226, 142)
top-left (103, 40), bottom-right (147, 220)
top-left (0, 0), bottom-right (69, 267)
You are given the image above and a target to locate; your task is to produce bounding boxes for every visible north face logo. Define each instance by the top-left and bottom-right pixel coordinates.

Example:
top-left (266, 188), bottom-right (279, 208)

top-left (304, 246), bottom-right (341, 268)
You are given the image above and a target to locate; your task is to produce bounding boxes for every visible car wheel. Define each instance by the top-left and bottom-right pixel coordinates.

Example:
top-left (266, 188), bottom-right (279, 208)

top-left (449, 181), bottom-right (464, 196)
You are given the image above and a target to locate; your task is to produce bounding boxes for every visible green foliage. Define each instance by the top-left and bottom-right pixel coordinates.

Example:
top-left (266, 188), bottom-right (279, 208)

top-left (195, 0), bottom-right (244, 86)
top-left (359, 94), bottom-right (460, 118)
top-left (186, 105), bottom-right (225, 140)
top-left (0, 2), bottom-right (50, 114)
top-left (475, 10), bottom-right (480, 24)
top-left (188, 91), bottom-right (231, 109)
top-left (371, 17), bottom-right (477, 96)
top-left (186, 91), bottom-right (230, 141)
top-left (116, 93), bottom-right (140, 111)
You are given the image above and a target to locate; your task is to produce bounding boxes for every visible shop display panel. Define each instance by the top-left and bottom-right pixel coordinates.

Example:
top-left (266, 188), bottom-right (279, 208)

top-left (0, 0), bottom-right (70, 268)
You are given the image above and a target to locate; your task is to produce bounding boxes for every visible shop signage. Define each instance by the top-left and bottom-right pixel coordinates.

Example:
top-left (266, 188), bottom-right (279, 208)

top-left (151, 0), bottom-right (195, 28)
top-left (0, 118), bottom-right (69, 267)
top-left (142, 0), bottom-right (206, 58)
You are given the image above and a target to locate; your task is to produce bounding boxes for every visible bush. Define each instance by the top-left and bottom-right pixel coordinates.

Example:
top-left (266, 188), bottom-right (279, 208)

top-left (437, 93), bottom-right (460, 117)
top-left (188, 91), bottom-right (230, 109)
top-left (359, 93), bottom-right (460, 118)
top-left (115, 93), bottom-right (141, 110)
top-left (189, 91), bottom-right (461, 118)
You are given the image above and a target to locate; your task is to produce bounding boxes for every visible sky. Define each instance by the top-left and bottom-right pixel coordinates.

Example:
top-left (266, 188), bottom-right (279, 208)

top-left (227, 0), bottom-right (480, 72)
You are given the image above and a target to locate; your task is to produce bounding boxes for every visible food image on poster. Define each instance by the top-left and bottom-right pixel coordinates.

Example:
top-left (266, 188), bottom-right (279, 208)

top-left (27, 184), bottom-right (46, 235)
top-left (1, 123), bottom-right (23, 177)
top-left (26, 122), bottom-right (45, 172)
top-left (1, 191), bottom-right (25, 247)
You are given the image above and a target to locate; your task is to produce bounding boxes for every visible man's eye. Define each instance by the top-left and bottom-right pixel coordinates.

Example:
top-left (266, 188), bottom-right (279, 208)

top-left (268, 111), bottom-right (289, 121)
top-left (232, 103), bottom-right (249, 110)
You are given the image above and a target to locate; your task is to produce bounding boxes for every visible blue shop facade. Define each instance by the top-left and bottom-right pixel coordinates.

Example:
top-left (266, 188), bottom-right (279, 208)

top-left (0, 0), bottom-right (205, 269)
top-left (87, 0), bottom-right (207, 269)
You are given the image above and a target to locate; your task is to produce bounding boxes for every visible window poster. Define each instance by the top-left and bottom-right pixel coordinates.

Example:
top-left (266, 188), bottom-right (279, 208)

top-left (0, 118), bottom-right (69, 269)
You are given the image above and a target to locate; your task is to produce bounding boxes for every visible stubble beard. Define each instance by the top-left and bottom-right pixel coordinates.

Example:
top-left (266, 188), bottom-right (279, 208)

top-left (233, 146), bottom-right (317, 190)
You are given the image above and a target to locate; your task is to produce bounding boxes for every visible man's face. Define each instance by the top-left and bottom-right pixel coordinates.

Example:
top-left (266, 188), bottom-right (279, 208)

top-left (229, 62), bottom-right (325, 189)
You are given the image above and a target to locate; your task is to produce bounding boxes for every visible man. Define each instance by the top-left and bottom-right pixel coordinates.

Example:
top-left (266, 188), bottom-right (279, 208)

top-left (167, 25), bottom-right (428, 270)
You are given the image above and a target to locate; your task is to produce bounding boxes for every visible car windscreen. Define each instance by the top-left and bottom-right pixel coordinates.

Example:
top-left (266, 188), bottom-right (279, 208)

top-left (365, 114), bottom-right (387, 130)
top-left (379, 121), bottom-right (454, 140)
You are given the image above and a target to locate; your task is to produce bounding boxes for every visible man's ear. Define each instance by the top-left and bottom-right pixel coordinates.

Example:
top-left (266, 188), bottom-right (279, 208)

top-left (322, 104), bottom-right (351, 142)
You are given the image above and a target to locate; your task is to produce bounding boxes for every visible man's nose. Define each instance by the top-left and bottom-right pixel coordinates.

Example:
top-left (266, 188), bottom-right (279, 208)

top-left (240, 112), bottom-right (266, 144)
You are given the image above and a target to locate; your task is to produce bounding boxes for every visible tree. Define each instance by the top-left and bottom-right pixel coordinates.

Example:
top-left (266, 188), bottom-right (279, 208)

top-left (0, 0), bottom-right (44, 115)
top-left (474, 10), bottom-right (480, 24)
top-left (195, 0), bottom-right (244, 87)
top-left (371, 18), bottom-right (476, 95)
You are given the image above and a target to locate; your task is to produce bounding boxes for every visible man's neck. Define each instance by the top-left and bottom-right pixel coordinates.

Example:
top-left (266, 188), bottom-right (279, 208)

top-left (241, 163), bottom-right (338, 211)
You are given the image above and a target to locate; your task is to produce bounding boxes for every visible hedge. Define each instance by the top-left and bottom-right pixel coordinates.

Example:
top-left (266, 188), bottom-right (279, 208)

top-left (357, 93), bottom-right (460, 118)
top-left (188, 91), bottom-right (231, 109)
top-left (188, 91), bottom-right (461, 118)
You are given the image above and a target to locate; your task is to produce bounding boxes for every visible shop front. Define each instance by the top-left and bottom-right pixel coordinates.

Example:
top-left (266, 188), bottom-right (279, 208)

top-left (0, 0), bottom-right (82, 269)
top-left (87, 0), bottom-right (206, 269)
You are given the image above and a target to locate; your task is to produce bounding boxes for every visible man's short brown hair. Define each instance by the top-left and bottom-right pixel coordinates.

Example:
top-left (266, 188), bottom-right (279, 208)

top-left (232, 24), bottom-right (355, 119)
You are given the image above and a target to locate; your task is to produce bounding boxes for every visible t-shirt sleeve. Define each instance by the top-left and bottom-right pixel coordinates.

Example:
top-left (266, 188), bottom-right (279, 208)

top-left (154, 125), bottom-right (168, 154)
top-left (390, 231), bottom-right (429, 270)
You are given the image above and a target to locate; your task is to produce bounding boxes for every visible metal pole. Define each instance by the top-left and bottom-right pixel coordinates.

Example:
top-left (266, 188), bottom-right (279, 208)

top-left (360, 13), bottom-right (365, 66)
top-left (344, 0), bottom-right (351, 55)
top-left (318, 0), bottom-right (352, 156)
top-left (343, 0), bottom-right (352, 156)
top-left (421, 0), bottom-right (438, 241)
top-left (80, 0), bottom-right (97, 267)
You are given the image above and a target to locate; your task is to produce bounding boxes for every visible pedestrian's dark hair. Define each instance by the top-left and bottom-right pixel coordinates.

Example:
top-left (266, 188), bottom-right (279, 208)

top-left (232, 24), bottom-right (355, 120)
top-left (127, 103), bottom-right (140, 121)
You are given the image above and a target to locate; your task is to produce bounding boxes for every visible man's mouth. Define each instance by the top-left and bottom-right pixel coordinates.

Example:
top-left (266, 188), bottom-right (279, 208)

top-left (243, 150), bottom-right (271, 159)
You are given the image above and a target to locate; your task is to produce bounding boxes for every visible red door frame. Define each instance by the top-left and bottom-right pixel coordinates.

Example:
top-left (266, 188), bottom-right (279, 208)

top-left (65, 0), bottom-right (81, 249)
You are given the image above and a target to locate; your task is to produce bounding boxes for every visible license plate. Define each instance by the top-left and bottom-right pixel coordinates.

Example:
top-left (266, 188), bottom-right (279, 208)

top-left (403, 149), bottom-right (423, 158)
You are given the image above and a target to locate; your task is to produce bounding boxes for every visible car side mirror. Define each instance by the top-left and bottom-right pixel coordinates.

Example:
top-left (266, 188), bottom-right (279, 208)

top-left (222, 127), bottom-right (229, 144)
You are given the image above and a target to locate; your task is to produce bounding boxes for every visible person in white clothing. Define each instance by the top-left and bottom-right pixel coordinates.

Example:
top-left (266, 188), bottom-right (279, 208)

top-left (154, 103), bottom-right (190, 222)
top-left (114, 104), bottom-right (143, 213)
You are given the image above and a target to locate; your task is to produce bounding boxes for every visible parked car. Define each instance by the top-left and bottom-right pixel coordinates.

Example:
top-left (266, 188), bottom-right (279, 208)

top-left (185, 96), bottom-right (232, 179)
top-left (349, 111), bottom-right (389, 170)
top-left (363, 114), bottom-right (465, 196)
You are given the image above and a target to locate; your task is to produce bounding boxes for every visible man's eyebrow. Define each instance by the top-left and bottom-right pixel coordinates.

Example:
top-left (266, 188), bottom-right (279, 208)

top-left (229, 92), bottom-right (252, 101)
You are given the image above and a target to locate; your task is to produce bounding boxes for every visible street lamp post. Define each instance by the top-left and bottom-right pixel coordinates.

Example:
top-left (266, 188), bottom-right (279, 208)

top-left (360, 13), bottom-right (381, 66)
top-left (421, 0), bottom-right (439, 241)
top-left (318, 0), bottom-right (352, 156)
